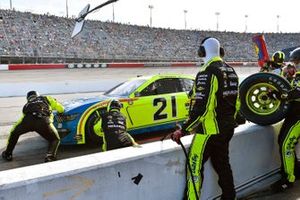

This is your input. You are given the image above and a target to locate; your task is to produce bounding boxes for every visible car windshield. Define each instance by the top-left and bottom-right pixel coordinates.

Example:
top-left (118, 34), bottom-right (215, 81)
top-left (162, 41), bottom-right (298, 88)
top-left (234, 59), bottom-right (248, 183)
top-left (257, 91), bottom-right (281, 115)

top-left (105, 78), bottom-right (147, 96)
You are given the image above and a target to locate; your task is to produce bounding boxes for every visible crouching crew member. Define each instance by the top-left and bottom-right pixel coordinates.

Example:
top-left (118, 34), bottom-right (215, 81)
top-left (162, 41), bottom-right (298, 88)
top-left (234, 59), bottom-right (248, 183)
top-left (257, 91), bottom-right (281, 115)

top-left (2, 91), bottom-right (64, 162)
top-left (94, 99), bottom-right (138, 151)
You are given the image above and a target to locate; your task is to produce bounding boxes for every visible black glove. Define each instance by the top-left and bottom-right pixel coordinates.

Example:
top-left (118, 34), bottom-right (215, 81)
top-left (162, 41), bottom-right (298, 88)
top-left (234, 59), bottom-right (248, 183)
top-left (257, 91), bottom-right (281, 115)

top-left (55, 113), bottom-right (64, 122)
top-left (235, 111), bottom-right (246, 127)
top-left (267, 90), bottom-right (288, 100)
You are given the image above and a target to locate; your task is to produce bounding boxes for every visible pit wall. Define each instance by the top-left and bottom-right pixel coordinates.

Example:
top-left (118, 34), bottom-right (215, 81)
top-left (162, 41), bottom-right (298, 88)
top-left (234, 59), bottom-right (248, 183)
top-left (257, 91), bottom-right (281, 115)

top-left (0, 122), bottom-right (284, 200)
top-left (0, 62), bottom-right (256, 70)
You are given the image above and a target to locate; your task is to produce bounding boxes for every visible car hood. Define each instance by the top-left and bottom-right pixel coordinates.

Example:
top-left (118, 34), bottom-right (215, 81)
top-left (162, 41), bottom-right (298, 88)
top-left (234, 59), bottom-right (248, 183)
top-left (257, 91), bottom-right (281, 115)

top-left (63, 95), bottom-right (112, 112)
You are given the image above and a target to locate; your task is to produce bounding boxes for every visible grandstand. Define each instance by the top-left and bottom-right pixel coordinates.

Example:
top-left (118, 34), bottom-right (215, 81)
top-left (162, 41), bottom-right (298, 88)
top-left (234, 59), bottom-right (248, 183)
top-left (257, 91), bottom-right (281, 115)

top-left (0, 9), bottom-right (299, 64)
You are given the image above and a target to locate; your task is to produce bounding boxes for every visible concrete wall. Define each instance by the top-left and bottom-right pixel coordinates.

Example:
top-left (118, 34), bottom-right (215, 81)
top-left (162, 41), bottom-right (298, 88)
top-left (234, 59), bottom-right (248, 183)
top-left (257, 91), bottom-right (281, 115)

top-left (0, 122), bottom-right (284, 200)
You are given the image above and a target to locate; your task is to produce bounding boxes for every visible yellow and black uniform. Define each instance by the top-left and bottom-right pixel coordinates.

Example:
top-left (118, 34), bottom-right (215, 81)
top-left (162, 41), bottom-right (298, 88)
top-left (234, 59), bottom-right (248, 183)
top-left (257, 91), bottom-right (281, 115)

top-left (2, 91), bottom-right (64, 162)
top-left (94, 100), bottom-right (137, 151)
top-left (271, 47), bottom-right (300, 192)
top-left (181, 56), bottom-right (239, 200)
top-left (274, 73), bottom-right (300, 190)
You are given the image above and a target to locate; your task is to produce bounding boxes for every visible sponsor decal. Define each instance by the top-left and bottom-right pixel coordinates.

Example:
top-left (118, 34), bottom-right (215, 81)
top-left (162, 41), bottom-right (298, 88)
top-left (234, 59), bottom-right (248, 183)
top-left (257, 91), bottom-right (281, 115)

top-left (229, 81), bottom-right (238, 87)
top-left (228, 73), bottom-right (238, 78)
top-left (286, 150), bottom-right (293, 157)
top-left (198, 81), bottom-right (206, 85)
top-left (223, 90), bottom-right (238, 96)
top-left (191, 153), bottom-right (199, 174)
top-left (199, 74), bottom-right (208, 78)
top-left (197, 86), bottom-right (205, 91)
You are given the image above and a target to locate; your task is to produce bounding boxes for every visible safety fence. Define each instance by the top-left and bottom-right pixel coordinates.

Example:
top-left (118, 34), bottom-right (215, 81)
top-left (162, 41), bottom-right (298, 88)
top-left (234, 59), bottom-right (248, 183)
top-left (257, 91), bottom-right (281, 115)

top-left (0, 62), bottom-right (257, 71)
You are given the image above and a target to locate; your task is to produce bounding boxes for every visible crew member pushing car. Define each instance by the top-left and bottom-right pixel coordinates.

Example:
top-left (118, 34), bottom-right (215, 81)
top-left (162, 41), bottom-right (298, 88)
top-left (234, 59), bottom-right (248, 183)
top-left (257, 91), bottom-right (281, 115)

top-left (2, 91), bottom-right (64, 162)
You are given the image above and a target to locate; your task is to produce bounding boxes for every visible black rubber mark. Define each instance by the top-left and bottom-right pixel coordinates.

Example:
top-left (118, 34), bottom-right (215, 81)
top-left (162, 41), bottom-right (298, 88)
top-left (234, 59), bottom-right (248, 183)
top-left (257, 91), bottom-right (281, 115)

top-left (131, 173), bottom-right (143, 185)
top-left (118, 172), bottom-right (121, 177)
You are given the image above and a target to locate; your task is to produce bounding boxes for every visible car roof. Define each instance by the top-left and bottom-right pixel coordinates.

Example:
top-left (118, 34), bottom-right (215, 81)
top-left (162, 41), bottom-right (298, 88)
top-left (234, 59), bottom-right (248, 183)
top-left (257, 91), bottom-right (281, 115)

top-left (129, 73), bottom-right (194, 81)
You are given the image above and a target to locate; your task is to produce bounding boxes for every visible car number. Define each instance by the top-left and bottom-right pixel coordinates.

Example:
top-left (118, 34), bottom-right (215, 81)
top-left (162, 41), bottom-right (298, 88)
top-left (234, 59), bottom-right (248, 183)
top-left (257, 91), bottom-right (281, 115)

top-left (153, 96), bottom-right (177, 120)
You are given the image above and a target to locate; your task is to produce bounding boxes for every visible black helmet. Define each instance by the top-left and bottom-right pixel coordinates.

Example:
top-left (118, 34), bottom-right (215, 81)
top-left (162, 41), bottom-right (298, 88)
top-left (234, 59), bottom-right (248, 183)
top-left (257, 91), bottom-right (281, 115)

top-left (290, 47), bottom-right (300, 62)
top-left (108, 99), bottom-right (122, 111)
top-left (272, 51), bottom-right (285, 64)
top-left (26, 90), bottom-right (39, 100)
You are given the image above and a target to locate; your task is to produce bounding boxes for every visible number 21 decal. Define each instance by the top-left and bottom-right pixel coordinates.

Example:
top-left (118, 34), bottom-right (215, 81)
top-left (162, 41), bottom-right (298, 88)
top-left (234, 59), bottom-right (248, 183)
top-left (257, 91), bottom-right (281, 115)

top-left (153, 96), bottom-right (177, 120)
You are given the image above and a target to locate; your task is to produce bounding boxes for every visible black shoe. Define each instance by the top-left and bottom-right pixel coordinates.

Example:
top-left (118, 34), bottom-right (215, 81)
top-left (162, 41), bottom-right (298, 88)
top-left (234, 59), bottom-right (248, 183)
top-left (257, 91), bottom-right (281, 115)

top-left (271, 178), bottom-right (294, 193)
top-left (44, 156), bottom-right (56, 162)
top-left (2, 151), bottom-right (13, 161)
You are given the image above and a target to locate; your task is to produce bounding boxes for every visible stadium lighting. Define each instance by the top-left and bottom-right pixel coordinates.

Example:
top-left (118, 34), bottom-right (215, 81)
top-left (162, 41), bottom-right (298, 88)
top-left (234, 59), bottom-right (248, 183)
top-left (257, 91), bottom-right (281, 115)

top-left (184, 10), bottom-right (188, 29)
top-left (244, 14), bottom-right (248, 32)
top-left (66, 0), bottom-right (69, 18)
top-left (10, 0), bottom-right (12, 10)
top-left (215, 12), bottom-right (220, 31)
top-left (277, 15), bottom-right (280, 33)
top-left (148, 5), bottom-right (154, 27)
top-left (112, 3), bottom-right (115, 22)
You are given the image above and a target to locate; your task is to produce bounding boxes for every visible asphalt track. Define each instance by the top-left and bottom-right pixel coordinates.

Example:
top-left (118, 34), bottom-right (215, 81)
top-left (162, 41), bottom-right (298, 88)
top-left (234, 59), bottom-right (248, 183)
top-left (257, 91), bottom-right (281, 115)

top-left (2, 66), bottom-right (299, 199)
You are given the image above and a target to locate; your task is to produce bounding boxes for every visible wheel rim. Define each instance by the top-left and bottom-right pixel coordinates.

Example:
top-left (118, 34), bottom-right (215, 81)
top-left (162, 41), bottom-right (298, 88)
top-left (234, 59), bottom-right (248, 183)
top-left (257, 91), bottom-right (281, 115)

top-left (245, 83), bottom-right (281, 116)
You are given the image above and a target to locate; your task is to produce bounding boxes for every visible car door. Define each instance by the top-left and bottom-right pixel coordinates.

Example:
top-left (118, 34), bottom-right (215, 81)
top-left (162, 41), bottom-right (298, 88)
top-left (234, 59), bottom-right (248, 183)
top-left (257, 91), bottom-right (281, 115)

top-left (126, 78), bottom-right (191, 132)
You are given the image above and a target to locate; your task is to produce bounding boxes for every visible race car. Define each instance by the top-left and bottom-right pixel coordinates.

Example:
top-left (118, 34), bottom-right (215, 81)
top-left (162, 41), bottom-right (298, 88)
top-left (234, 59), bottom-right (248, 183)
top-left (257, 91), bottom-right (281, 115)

top-left (54, 74), bottom-right (194, 145)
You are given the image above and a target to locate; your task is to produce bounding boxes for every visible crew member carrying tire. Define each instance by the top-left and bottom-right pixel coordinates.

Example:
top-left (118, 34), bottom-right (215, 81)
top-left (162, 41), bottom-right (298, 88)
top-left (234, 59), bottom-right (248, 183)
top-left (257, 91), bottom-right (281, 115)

top-left (171, 37), bottom-right (240, 200)
top-left (260, 50), bottom-right (286, 75)
top-left (93, 99), bottom-right (139, 151)
top-left (270, 47), bottom-right (300, 192)
top-left (2, 91), bottom-right (64, 162)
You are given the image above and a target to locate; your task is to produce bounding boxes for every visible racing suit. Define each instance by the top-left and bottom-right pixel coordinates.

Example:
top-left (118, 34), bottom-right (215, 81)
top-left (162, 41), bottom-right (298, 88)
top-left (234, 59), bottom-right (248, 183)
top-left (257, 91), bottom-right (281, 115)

top-left (182, 57), bottom-right (239, 200)
top-left (260, 60), bottom-right (284, 76)
top-left (278, 72), bottom-right (300, 184)
top-left (96, 109), bottom-right (136, 151)
top-left (4, 96), bottom-right (64, 162)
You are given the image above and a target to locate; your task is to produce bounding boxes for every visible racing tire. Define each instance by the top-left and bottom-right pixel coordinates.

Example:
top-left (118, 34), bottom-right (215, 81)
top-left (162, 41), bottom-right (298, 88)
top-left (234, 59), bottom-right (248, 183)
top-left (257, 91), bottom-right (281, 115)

top-left (239, 72), bottom-right (291, 126)
top-left (85, 110), bottom-right (104, 146)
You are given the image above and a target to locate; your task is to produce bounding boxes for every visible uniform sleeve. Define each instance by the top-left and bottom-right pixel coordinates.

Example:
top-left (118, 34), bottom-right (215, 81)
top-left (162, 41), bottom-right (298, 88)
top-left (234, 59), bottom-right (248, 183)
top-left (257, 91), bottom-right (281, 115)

top-left (46, 96), bottom-right (65, 113)
top-left (93, 118), bottom-right (104, 137)
top-left (182, 71), bottom-right (217, 133)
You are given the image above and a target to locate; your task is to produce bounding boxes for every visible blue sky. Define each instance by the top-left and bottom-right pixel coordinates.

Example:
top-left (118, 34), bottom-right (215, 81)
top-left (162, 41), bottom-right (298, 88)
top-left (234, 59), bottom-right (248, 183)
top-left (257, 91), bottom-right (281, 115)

top-left (1, 0), bottom-right (299, 33)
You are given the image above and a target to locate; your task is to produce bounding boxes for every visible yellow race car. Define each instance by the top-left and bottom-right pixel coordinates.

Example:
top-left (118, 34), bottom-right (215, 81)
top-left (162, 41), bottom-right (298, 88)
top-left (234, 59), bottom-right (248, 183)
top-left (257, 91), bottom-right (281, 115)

top-left (54, 74), bottom-right (194, 145)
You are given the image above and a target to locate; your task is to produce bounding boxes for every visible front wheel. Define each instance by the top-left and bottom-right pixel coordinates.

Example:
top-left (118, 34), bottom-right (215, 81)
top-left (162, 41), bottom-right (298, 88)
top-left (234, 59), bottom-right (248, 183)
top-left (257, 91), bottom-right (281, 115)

top-left (239, 72), bottom-right (291, 126)
top-left (85, 109), bottom-right (105, 146)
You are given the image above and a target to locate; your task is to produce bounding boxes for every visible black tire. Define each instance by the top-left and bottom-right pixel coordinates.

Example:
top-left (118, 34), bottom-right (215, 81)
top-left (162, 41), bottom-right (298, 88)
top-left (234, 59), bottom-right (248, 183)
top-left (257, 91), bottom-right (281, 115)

top-left (239, 72), bottom-right (291, 126)
top-left (85, 109), bottom-right (104, 146)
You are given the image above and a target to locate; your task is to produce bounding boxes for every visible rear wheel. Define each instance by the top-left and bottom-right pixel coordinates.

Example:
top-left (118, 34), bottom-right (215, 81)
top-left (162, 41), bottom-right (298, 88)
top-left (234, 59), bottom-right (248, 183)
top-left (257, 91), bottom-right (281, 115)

top-left (239, 72), bottom-right (291, 125)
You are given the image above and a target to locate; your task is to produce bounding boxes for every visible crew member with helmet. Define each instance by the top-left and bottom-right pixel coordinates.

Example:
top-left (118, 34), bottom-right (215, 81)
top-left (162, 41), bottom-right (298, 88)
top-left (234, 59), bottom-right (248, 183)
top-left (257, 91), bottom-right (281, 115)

top-left (94, 99), bottom-right (138, 151)
top-left (270, 47), bottom-right (300, 192)
top-left (260, 50), bottom-right (286, 75)
top-left (2, 91), bottom-right (64, 162)
top-left (171, 37), bottom-right (239, 200)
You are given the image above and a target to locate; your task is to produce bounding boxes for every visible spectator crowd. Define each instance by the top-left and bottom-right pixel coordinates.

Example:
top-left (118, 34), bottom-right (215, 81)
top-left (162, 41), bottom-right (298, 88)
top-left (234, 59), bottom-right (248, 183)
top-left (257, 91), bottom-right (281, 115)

top-left (0, 9), bottom-right (300, 63)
